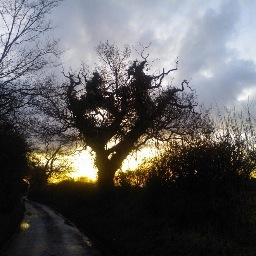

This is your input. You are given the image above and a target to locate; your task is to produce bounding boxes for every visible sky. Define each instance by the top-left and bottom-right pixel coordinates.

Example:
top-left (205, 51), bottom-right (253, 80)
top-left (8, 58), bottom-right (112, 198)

top-left (45, 0), bottom-right (256, 179)
top-left (51, 0), bottom-right (256, 111)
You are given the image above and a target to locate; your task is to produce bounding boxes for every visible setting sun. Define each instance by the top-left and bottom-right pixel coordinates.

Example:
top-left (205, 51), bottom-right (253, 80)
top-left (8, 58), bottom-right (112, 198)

top-left (70, 150), bottom-right (97, 181)
top-left (69, 146), bottom-right (159, 181)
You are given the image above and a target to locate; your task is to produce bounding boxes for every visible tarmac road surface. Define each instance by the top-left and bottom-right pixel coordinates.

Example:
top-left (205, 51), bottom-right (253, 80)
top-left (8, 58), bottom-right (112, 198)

top-left (1, 200), bottom-right (100, 256)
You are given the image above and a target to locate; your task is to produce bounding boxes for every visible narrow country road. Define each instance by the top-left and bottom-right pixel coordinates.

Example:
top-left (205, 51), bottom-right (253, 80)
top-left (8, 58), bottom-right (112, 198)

top-left (1, 201), bottom-right (100, 256)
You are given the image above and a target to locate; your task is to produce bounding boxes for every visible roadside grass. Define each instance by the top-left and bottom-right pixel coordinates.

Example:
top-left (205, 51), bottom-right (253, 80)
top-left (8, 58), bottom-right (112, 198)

top-left (29, 180), bottom-right (256, 256)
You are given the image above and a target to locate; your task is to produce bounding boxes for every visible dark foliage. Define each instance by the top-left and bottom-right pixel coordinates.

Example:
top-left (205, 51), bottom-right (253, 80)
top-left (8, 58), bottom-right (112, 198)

top-left (0, 201), bottom-right (25, 249)
top-left (0, 118), bottom-right (29, 213)
top-left (115, 107), bottom-right (256, 235)
top-left (144, 142), bottom-right (250, 231)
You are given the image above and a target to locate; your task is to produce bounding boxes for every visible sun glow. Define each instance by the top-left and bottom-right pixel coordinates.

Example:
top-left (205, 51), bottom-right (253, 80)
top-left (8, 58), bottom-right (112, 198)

top-left (121, 146), bottom-right (159, 171)
top-left (30, 143), bottom-right (161, 183)
top-left (69, 146), bottom-right (159, 181)
top-left (70, 150), bottom-right (97, 181)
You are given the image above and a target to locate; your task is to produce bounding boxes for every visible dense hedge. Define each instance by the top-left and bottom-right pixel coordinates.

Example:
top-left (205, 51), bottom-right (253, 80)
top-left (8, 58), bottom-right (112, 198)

top-left (0, 118), bottom-right (29, 211)
top-left (0, 201), bottom-right (25, 249)
top-left (0, 118), bottom-right (29, 250)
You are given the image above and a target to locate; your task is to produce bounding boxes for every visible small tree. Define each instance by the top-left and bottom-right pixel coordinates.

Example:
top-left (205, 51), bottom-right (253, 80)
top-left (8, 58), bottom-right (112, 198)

top-left (37, 42), bottom-right (207, 192)
top-left (28, 144), bottom-right (74, 187)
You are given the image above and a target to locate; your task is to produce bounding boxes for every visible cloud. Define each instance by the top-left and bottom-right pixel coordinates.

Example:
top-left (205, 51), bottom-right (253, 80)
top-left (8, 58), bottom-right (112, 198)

top-left (50, 0), bottom-right (256, 110)
top-left (52, 0), bottom-right (195, 66)
top-left (176, 0), bottom-right (256, 107)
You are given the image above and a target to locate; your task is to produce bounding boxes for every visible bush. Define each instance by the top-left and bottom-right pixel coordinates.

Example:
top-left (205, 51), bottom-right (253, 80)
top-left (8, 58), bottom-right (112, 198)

top-left (141, 108), bottom-right (256, 232)
top-left (115, 169), bottom-right (149, 188)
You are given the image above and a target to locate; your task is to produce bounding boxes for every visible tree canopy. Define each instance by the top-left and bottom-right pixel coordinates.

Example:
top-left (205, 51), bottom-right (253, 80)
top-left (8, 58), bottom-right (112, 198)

top-left (35, 42), bottom-right (208, 191)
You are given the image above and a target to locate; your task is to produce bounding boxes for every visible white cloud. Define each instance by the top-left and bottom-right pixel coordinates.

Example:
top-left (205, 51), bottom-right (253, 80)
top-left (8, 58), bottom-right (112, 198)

top-left (176, 0), bottom-right (256, 107)
top-left (237, 87), bottom-right (256, 102)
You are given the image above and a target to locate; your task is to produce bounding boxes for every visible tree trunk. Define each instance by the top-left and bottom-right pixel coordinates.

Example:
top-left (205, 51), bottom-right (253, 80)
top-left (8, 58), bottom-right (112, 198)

top-left (95, 152), bottom-right (116, 193)
top-left (95, 146), bottom-right (128, 193)
top-left (97, 168), bottom-right (115, 193)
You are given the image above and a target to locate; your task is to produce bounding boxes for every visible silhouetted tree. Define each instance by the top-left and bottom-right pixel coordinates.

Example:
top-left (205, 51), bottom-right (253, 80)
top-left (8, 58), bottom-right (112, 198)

top-left (0, 0), bottom-right (61, 118)
top-left (36, 42), bottom-right (207, 192)
top-left (0, 0), bottom-right (62, 209)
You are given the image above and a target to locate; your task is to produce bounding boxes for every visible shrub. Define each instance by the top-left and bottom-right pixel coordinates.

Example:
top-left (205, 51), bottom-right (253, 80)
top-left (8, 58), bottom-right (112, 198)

top-left (141, 107), bottom-right (256, 232)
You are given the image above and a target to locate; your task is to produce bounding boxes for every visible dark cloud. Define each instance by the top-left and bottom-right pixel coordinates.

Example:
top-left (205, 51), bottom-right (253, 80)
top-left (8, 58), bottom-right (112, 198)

top-left (50, 0), bottom-right (256, 109)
